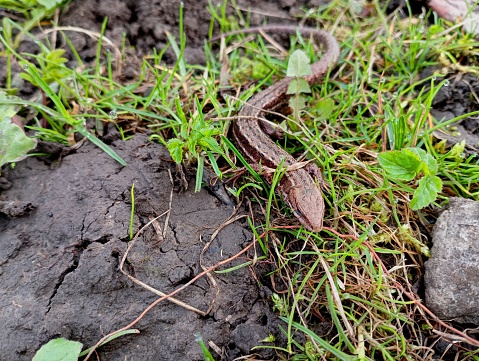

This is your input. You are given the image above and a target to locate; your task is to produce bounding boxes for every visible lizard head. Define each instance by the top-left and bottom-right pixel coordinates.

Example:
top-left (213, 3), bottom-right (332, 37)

top-left (287, 186), bottom-right (325, 232)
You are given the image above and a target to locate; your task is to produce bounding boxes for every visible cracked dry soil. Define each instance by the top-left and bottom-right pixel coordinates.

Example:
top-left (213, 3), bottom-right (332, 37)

top-left (0, 135), bottom-right (284, 360)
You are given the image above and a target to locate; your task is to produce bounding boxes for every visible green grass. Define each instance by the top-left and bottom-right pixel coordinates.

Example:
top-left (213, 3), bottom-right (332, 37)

top-left (2, 0), bottom-right (479, 359)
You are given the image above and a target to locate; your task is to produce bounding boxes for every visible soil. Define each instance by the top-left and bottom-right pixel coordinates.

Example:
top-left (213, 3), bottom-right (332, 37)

top-left (0, 134), bottom-right (286, 360)
top-left (1, 0), bottom-right (478, 359)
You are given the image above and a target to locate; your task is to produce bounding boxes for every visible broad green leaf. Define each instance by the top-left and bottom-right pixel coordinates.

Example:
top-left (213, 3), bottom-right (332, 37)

top-left (0, 117), bottom-right (37, 167)
top-left (33, 338), bottom-right (83, 361)
top-left (406, 147), bottom-right (427, 160)
top-left (311, 98), bottom-right (335, 120)
top-left (286, 50), bottom-right (311, 77)
top-left (378, 149), bottom-right (422, 181)
top-left (410, 175), bottom-right (442, 210)
top-left (166, 138), bottom-right (184, 164)
top-left (420, 152), bottom-right (438, 174)
top-left (288, 96), bottom-right (306, 113)
top-left (0, 90), bottom-right (20, 118)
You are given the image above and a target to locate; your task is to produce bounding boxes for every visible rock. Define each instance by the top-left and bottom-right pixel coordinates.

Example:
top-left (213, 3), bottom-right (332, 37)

top-left (428, 0), bottom-right (479, 35)
top-left (425, 197), bottom-right (479, 324)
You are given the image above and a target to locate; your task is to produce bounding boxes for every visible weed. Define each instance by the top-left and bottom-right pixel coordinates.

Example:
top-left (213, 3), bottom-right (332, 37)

top-left (286, 49), bottom-right (313, 131)
top-left (378, 147), bottom-right (442, 210)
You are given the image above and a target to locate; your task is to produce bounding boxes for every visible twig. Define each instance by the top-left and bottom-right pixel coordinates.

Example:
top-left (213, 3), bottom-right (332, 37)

top-left (199, 210), bottom-right (248, 315)
top-left (84, 236), bottom-right (258, 360)
top-left (119, 212), bottom-right (206, 315)
top-left (40, 26), bottom-right (122, 75)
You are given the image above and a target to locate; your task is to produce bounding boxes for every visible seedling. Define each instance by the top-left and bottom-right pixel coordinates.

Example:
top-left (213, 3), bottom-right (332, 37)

top-left (286, 49), bottom-right (312, 131)
top-left (152, 97), bottom-right (223, 192)
top-left (378, 147), bottom-right (442, 209)
top-left (194, 332), bottom-right (216, 361)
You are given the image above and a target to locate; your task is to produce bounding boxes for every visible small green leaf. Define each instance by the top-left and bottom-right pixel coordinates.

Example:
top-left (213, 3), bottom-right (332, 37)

top-left (0, 117), bottom-right (37, 167)
top-left (194, 332), bottom-right (215, 361)
top-left (311, 98), bottom-right (335, 120)
top-left (198, 137), bottom-right (222, 153)
top-left (36, 0), bottom-right (64, 11)
top-left (286, 50), bottom-right (311, 77)
top-left (449, 140), bottom-right (466, 162)
top-left (78, 329), bottom-right (139, 357)
top-left (195, 156), bottom-right (204, 193)
top-left (428, 24), bottom-right (445, 35)
top-left (410, 175), bottom-right (442, 210)
top-left (187, 137), bottom-right (199, 158)
top-left (76, 128), bottom-right (127, 166)
top-left (399, 224), bottom-right (430, 256)
top-left (33, 338), bottom-right (83, 361)
top-left (166, 138), bottom-right (184, 164)
top-left (406, 148), bottom-right (438, 175)
top-left (46, 49), bottom-right (68, 64)
top-left (206, 150), bottom-right (222, 178)
top-left (19, 72), bottom-right (36, 86)
top-left (175, 97), bottom-right (188, 126)
top-left (378, 149), bottom-right (422, 181)
top-left (286, 78), bottom-right (310, 94)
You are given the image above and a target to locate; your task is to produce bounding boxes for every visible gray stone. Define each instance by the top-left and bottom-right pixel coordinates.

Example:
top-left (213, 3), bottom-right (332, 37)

top-left (425, 197), bottom-right (479, 324)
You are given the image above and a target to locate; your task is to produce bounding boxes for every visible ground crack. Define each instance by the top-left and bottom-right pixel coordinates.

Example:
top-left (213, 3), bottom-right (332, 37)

top-left (44, 232), bottom-right (101, 315)
top-left (45, 247), bottom-right (81, 315)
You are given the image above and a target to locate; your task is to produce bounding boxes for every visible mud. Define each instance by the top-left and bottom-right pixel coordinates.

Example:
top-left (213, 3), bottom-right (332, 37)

top-left (0, 134), bottom-right (286, 359)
